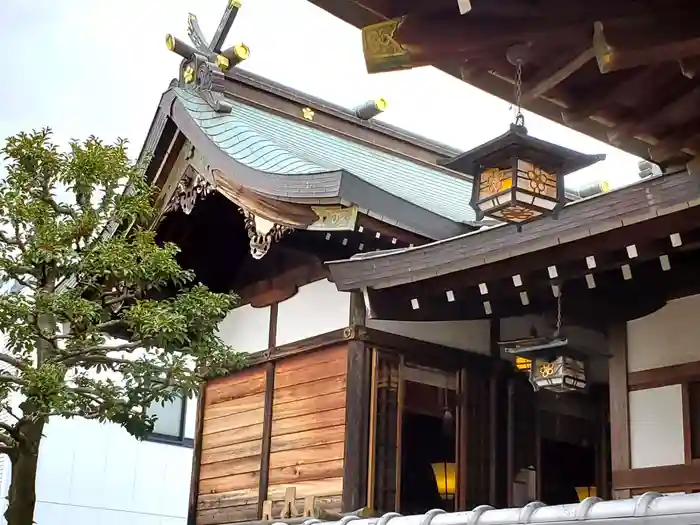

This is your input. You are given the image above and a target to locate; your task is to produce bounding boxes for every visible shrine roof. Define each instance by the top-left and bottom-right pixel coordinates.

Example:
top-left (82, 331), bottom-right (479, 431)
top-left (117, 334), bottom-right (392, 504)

top-left (326, 169), bottom-right (700, 292)
top-left (174, 87), bottom-right (476, 223)
top-left (149, 83), bottom-right (480, 239)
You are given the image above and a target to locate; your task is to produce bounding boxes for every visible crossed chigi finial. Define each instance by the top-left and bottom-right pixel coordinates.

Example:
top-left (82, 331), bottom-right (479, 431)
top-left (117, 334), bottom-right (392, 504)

top-left (165, 0), bottom-right (250, 113)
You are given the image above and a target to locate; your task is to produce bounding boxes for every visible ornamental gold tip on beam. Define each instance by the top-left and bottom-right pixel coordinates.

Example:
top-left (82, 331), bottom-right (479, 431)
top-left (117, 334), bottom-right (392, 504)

top-left (165, 34), bottom-right (197, 59)
top-left (222, 43), bottom-right (250, 67)
top-left (353, 98), bottom-right (388, 120)
top-left (229, 0), bottom-right (242, 8)
top-left (215, 54), bottom-right (230, 71)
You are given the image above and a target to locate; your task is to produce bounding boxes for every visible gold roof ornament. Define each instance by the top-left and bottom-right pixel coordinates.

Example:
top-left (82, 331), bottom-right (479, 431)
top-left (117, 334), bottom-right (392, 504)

top-left (302, 107), bottom-right (315, 121)
top-left (164, 1), bottom-right (249, 113)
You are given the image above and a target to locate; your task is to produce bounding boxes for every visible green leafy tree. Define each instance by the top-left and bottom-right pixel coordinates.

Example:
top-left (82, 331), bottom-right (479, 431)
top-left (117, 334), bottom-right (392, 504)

top-left (0, 129), bottom-right (244, 525)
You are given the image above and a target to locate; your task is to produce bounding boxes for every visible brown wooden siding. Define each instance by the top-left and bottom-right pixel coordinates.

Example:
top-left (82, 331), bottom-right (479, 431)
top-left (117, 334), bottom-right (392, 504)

top-left (197, 366), bottom-right (267, 525)
top-left (267, 344), bottom-right (348, 516)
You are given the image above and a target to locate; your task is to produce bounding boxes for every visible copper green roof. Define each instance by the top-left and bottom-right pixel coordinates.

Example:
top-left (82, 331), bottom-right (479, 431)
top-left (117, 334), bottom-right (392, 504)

top-left (173, 87), bottom-right (476, 227)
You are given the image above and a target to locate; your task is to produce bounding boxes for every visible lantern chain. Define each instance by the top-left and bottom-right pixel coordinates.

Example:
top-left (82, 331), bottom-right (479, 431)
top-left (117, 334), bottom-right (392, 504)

top-left (554, 287), bottom-right (562, 338)
top-left (513, 59), bottom-right (525, 127)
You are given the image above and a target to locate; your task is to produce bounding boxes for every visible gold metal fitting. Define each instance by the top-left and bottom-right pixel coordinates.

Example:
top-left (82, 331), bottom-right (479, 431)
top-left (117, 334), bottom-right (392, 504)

top-left (183, 65), bottom-right (196, 84)
top-left (374, 98), bottom-right (388, 112)
top-left (215, 54), bottom-right (230, 71)
top-left (233, 43), bottom-right (250, 61)
top-left (229, 0), bottom-right (242, 8)
top-left (165, 34), bottom-right (176, 51)
top-left (301, 107), bottom-right (315, 121)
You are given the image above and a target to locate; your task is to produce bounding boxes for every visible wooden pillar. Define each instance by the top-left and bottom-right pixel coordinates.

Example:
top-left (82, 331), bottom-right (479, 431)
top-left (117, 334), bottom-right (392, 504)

top-left (186, 386), bottom-right (206, 525)
top-left (506, 378), bottom-right (515, 507)
top-left (257, 303), bottom-right (279, 516)
top-left (488, 319), bottom-right (508, 508)
top-left (608, 321), bottom-right (631, 499)
top-left (457, 369), bottom-right (468, 510)
top-left (343, 291), bottom-right (371, 511)
top-left (594, 386), bottom-right (611, 500)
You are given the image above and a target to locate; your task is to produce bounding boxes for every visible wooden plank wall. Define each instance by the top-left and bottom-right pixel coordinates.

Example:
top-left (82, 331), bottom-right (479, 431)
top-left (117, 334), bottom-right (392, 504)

top-left (197, 366), bottom-right (267, 525)
top-left (267, 344), bottom-right (348, 516)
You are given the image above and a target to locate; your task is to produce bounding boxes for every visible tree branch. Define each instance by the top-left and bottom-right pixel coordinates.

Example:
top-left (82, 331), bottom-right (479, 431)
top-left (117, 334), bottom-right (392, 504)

top-left (61, 340), bottom-right (143, 365)
top-left (0, 375), bottom-right (27, 388)
top-left (0, 432), bottom-right (16, 449)
top-left (103, 293), bottom-right (135, 307)
top-left (0, 353), bottom-right (29, 372)
top-left (94, 319), bottom-right (127, 332)
top-left (0, 444), bottom-right (17, 456)
top-left (0, 231), bottom-right (20, 246)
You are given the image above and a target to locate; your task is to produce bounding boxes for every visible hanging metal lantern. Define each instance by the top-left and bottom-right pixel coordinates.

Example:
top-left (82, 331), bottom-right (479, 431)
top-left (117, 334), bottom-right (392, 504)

top-left (439, 54), bottom-right (605, 226)
top-left (499, 290), bottom-right (588, 393)
top-left (530, 355), bottom-right (587, 392)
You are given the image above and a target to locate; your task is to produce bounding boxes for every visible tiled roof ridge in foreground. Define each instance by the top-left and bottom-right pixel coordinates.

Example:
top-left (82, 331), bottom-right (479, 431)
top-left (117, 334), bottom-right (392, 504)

top-left (268, 493), bottom-right (700, 525)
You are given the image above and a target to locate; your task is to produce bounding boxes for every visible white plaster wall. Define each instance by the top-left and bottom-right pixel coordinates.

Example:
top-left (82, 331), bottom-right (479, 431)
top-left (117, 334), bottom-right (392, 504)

top-left (276, 279), bottom-right (350, 346)
top-left (0, 402), bottom-right (196, 525)
top-left (367, 319), bottom-right (491, 354)
top-left (627, 294), bottom-right (700, 372)
top-left (217, 304), bottom-right (271, 353)
top-left (629, 385), bottom-right (685, 469)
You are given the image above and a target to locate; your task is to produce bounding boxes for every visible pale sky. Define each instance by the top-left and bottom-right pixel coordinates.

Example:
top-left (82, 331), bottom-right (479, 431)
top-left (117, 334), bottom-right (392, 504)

top-left (1, 0), bottom-right (642, 189)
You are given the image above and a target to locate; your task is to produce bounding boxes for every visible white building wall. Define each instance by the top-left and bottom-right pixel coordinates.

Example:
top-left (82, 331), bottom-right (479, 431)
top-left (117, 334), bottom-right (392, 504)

top-left (276, 279), bottom-right (350, 346)
top-left (629, 385), bottom-right (685, 469)
top-left (624, 294), bottom-right (700, 470)
top-left (368, 319), bottom-right (491, 354)
top-left (32, 411), bottom-right (196, 525)
top-left (627, 294), bottom-right (700, 372)
top-left (217, 303), bottom-right (271, 353)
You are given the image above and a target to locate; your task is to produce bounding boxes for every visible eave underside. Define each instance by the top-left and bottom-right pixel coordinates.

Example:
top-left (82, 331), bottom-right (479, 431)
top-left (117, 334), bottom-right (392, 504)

top-left (308, 0), bottom-right (700, 169)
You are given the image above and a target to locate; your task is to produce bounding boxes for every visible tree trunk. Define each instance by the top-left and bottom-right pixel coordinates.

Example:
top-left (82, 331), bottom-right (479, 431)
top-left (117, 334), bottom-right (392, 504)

top-left (4, 419), bottom-right (45, 525)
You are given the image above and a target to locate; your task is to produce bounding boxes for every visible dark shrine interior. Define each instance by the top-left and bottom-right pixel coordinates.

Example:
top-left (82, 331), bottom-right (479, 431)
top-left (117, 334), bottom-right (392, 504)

top-left (540, 440), bottom-right (595, 506)
top-left (154, 192), bottom-right (409, 296)
top-left (400, 381), bottom-right (457, 514)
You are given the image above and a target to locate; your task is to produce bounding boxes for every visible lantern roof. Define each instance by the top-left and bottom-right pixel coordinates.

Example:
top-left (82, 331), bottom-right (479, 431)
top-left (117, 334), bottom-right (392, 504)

top-left (440, 124), bottom-right (606, 177)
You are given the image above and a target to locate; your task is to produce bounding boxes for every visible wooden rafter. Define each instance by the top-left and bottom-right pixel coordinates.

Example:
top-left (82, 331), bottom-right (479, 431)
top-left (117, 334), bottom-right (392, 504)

top-left (607, 85), bottom-right (700, 146)
top-left (522, 48), bottom-right (595, 103)
top-left (593, 18), bottom-right (700, 74)
top-left (680, 58), bottom-right (700, 79)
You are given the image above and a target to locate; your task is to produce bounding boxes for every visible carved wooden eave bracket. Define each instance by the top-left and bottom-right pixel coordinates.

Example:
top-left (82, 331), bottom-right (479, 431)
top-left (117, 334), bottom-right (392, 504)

top-left (165, 1), bottom-right (250, 113)
top-left (165, 165), bottom-right (215, 216)
top-left (240, 209), bottom-right (292, 260)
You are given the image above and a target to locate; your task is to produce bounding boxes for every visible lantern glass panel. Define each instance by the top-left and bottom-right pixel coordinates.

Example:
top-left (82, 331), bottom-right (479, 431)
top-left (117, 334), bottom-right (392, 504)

top-left (515, 160), bottom-right (558, 201)
top-left (477, 167), bottom-right (513, 201)
top-left (490, 204), bottom-right (542, 223)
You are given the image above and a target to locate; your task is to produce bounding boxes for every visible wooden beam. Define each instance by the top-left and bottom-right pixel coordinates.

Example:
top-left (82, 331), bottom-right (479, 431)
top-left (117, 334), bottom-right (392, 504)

top-left (522, 48), bottom-right (595, 103)
top-left (561, 67), bottom-right (659, 126)
top-left (257, 362), bottom-right (275, 517)
top-left (680, 57), bottom-right (700, 78)
top-left (613, 463), bottom-right (700, 491)
top-left (356, 213), bottom-right (428, 247)
top-left (607, 85), bottom-right (700, 146)
top-left (608, 321), bottom-right (631, 499)
top-left (186, 386), bottom-right (206, 525)
top-left (343, 339), bottom-right (371, 511)
top-left (343, 291), bottom-right (370, 511)
top-left (594, 18), bottom-right (700, 74)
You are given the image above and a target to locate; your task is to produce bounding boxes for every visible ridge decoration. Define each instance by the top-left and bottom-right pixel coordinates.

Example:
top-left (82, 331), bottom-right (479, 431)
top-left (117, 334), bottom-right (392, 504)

top-left (165, 1), bottom-right (250, 113)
